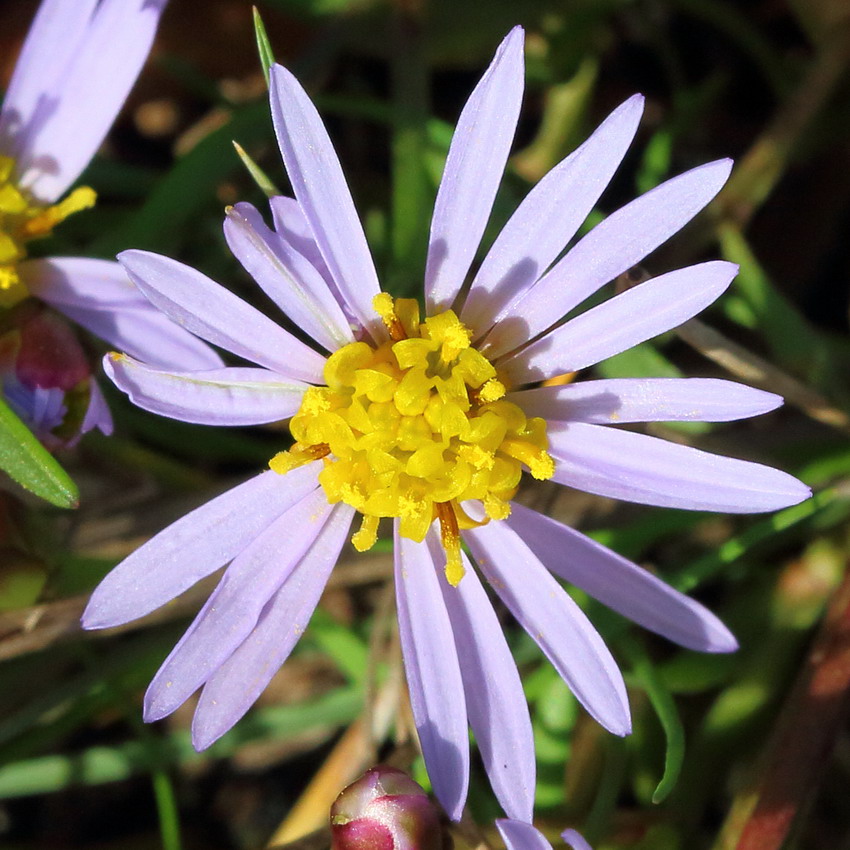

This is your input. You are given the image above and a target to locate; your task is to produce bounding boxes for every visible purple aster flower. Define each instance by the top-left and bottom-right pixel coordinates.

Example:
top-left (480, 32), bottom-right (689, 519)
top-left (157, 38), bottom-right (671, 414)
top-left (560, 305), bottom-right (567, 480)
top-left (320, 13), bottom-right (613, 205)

top-left (85, 27), bottom-right (811, 824)
top-left (0, 0), bottom-right (220, 442)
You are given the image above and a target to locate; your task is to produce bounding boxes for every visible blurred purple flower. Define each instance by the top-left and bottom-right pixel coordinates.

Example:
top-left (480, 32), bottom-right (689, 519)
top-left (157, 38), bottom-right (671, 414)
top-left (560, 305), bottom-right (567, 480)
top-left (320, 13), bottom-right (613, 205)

top-left (85, 27), bottom-right (810, 823)
top-left (0, 0), bottom-right (220, 443)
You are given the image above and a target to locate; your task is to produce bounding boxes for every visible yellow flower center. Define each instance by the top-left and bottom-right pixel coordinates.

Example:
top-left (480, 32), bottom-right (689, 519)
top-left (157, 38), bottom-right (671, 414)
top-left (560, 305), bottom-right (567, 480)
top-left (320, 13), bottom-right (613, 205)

top-left (0, 156), bottom-right (96, 307)
top-left (270, 294), bottom-right (555, 585)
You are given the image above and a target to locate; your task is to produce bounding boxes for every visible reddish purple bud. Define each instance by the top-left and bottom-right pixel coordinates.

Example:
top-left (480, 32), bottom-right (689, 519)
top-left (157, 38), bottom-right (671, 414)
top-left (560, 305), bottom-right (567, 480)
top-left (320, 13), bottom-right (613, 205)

top-left (15, 309), bottom-right (89, 391)
top-left (331, 766), bottom-right (445, 850)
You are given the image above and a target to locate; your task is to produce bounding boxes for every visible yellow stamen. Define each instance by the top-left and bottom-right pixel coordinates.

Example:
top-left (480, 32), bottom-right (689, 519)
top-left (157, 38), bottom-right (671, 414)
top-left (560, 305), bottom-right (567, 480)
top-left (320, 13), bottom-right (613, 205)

top-left (18, 186), bottom-right (96, 239)
top-left (351, 514), bottom-right (380, 552)
top-left (269, 442), bottom-right (330, 474)
top-left (436, 501), bottom-right (465, 586)
top-left (372, 292), bottom-right (408, 341)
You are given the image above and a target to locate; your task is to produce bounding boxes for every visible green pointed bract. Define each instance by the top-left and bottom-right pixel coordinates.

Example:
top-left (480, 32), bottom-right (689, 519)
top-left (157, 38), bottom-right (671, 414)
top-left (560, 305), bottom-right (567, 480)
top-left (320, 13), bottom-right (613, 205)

top-left (252, 6), bottom-right (275, 86)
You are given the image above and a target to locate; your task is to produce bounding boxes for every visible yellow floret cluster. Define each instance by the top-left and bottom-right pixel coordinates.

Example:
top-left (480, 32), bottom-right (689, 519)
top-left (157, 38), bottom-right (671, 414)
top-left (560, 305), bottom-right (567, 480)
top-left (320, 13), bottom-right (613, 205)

top-left (0, 155), bottom-right (96, 306)
top-left (270, 294), bottom-right (554, 585)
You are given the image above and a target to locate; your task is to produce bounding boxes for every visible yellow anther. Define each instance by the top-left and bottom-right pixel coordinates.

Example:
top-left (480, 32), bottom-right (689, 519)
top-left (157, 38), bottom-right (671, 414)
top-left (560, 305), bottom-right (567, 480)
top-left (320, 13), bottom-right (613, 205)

top-left (478, 378), bottom-right (506, 403)
top-left (351, 514), bottom-right (379, 552)
top-left (275, 296), bottom-right (555, 571)
top-left (529, 450), bottom-right (555, 480)
top-left (458, 443), bottom-right (495, 471)
top-left (373, 292), bottom-right (407, 341)
top-left (483, 493), bottom-right (511, 520)
top-left (269, 451), bottom-right (299, 475)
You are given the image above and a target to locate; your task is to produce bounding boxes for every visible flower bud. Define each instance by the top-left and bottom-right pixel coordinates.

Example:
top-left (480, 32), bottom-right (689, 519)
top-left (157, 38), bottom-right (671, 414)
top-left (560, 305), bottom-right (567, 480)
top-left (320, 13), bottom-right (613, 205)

top-left (330, 766), bottom-right (445, 850)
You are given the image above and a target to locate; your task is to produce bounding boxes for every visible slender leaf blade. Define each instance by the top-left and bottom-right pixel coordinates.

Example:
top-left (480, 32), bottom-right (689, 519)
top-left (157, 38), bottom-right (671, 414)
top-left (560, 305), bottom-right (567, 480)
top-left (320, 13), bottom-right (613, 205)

top-left (0, 397), bottom-right (78, 508)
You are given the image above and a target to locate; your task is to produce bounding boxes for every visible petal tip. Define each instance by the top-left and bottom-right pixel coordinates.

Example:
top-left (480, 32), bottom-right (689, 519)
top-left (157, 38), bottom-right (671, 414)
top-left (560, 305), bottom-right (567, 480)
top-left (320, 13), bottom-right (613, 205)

top-left (79, 604), bottom-right (107, 631)
top-left (505, 24), bottom-right (526, 44)
top-left (143, 683), bottom-right (179, 724)
top-left (191, 715), bottom-right (227, 753)
top-left (625, 92), bottom-right (646, 111)
top-left (712, 632), bottom-right (740, 654)
top-left (708, 157), bottom-right (734, 184)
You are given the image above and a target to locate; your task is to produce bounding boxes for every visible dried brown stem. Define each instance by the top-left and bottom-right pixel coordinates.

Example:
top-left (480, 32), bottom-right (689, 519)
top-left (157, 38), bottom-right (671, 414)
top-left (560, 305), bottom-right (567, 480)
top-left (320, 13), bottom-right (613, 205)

top-left (716, 566), bottom-right (850, 850)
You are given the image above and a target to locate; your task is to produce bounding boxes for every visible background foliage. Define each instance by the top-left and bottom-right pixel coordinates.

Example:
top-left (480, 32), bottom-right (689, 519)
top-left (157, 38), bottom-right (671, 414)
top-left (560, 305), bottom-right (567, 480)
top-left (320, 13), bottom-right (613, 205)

top-left (2, 0), bottom-right (850, 847)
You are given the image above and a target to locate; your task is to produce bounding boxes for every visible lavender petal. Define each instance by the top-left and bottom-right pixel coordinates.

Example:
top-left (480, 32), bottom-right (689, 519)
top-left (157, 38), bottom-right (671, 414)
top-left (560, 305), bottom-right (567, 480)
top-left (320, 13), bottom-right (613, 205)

top-left (0, 0), bottom-right (96, 168)
top-left (144, 487), bottom-right (333, 722)
top-left (496, 820), bottom-right (555, 850)
top-left (425, 27), bottom-right (525, 313)
top-left (82, 464), bottom-right (321, 629)
top-left (269, 65), bottom-right (384, 342)
top-left (118, 250), bottom-right (326, 383)
top-left (499, 261), bottom-right (737, 386)
top-left (463, 94), bottom-right (644, 337)
top-left (464, 522), bottom-right (631, 736)
top-left (483, 160), bottom-right (733, 358)
top-left (192, 504), bottom-right (355, 750)
top-left (224, 203), bottom-right (354, 351)
top-left (22, 257), bottom-right (223, 371)
top-left (507, 503), bottom-right (737, 652)
top-left (439, 551), bottom-right (535, 821)
top-left (395, 527), bottom-right (469, 821)
top-left (548, 421), bottom-right (812, 512)
top-left (511, 377), bottom-right (782, 424)
top-left (18, 0), bottom-right (169, 202)
top-left (104, 354), bottom-right (306, 426)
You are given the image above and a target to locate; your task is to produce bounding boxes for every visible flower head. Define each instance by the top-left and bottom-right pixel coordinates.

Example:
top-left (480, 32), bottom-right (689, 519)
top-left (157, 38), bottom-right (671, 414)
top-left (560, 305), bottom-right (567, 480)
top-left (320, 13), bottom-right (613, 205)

top-left (87, 26), bottom-right (810, 824)
top-left (0, 0), bottom-right (221, 446)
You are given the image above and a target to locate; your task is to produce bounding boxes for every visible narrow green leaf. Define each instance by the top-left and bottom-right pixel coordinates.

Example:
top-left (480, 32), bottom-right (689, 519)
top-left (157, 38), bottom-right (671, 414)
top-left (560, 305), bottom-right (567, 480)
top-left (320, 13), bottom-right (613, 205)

top-left (0, 396), bottom-right (78, 508)
top-left (253, 6), bottom-right (275, 86)
top-left (151, 770), bottom-right (183, 850)
top-left (621, 639), bottom-right (686, 803)
top-left (232, 140), bottom-right (280, 198)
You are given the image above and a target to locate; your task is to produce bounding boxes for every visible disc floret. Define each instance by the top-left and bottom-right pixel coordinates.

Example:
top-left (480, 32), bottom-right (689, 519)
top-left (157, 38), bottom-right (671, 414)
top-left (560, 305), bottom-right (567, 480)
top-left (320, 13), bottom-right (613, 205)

top-left (271, 295), bottom-right (555, 584)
